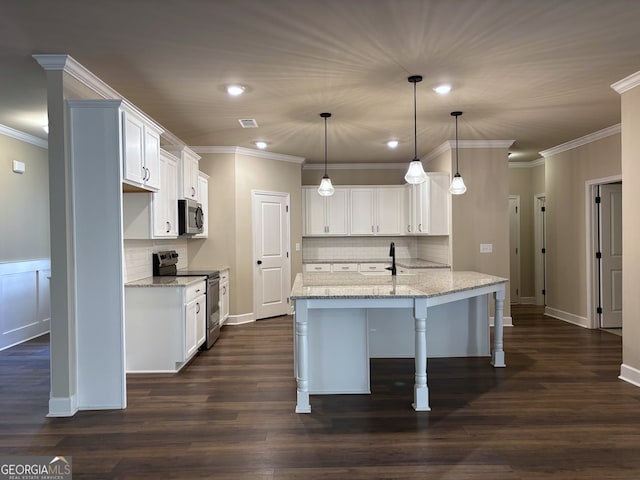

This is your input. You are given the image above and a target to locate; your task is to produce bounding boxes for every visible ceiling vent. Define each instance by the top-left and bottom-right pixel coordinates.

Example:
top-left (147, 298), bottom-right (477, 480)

top-left (238, 118), bottom-right (258, 128)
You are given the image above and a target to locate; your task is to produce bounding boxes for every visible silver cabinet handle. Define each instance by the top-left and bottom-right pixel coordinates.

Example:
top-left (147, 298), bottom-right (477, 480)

top-left (418, 223), bottom-right (422, 232)
top-left (407, 225), bottom-right (411, 232)
top-left (166, 221), bottom-right (171, 233)
top-left (377, 225), bottom-right (379, 232)
top-left (371, 226), bottom-right (374, 233)
top-left (146, 167), bottom-right (151, 181)
top-left (196, 302), bottom-right (200, 314)
top-left (223, 286), bottom-right (227, 294)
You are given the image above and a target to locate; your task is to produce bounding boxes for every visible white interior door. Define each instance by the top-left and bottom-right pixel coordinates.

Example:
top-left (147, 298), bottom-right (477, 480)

top-left (509, 196), bottom-right (520, 304)
top-left (600, 183), bottom-right (622, 328)
top-left (253, 191), bottom-right (290, 320)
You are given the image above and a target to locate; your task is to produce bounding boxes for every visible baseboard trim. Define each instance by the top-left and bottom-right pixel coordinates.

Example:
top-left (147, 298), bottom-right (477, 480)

top-left (619, 364), bottom-right (640, 388)
top-left (225, 312), bottom-right (256, 326)
top-left (48, 394), bottom-right (78, 417)
top-left (490, 316), bottom-right (513, 327)
top-left (544, 307), bottom-right (590, 328)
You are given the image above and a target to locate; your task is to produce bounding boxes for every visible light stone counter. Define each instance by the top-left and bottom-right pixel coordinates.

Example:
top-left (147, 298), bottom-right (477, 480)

top-left (291, 270), bottom-right (506, 300)
top-left (125, 276), bottom-right (206, 287)
top-left (290, 269), bottom-right (508, 414)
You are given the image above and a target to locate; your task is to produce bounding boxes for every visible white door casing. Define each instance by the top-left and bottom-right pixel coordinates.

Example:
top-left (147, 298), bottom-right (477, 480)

top-left (534, 194), bottom-right (547, 306)
top-left (253, 191), bottom-right (291, 319)
top-left (508, 196), bottom-right (520, 304)
top-left (599, 183), bottom-right (623, 328)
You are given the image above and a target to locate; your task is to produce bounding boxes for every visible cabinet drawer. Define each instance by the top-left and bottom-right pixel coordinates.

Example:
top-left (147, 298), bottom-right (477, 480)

top-left (359, 263), bottom-right (390, 272)
top-left (332, 263), bottom-right (358, 272)
top-left (186, 281), bottom-right (206, 302)
top-left (304, 263), bottom-right (331, 273)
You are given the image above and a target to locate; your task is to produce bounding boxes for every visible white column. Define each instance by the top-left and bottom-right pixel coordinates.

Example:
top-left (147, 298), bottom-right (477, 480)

top-left (295, 301), bottom-right (311, 413)
top-left (491, 286), bottom-right (506, 367)
top-left (412, 298), bottom-right (430, 411)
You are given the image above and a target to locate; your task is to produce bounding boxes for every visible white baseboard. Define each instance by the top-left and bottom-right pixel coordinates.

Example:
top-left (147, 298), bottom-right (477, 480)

top-left (225, 312), bottom-right (256, 326)
top-left (48, 394), bottom-right (78, 417)
top-left (544, 307), bottom-right (590, 328)
top-left (490, 316), bottom-right (513, 327)
top-left (619, 364), bottom-right (640, 388)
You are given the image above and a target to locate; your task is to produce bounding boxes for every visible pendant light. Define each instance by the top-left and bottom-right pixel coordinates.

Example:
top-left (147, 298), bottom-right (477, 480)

top-left (317, 112), bottom-right (335, 196)
top-left (404, 75), bottom-right (427, 184)
top-left (449, 111), bottom-right (467, 195)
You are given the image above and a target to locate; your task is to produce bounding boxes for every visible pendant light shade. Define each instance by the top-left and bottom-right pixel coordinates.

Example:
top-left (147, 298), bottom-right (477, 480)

top-left (404, 75), bottom-right (427, 185)
top-left (449, 111), bottom-right (467, 195)
top-left (317, 112), bottom-right (335, 197)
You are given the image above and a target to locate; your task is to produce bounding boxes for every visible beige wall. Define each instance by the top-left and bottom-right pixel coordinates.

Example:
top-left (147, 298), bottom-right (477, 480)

top-left (302, 166), bottom-right (406, 186)
top-left (620, 85), bottom-right (640, 373)
top-left (544, 133), bottom-right (621, 319)
top-left (0, 134), bottom-right (49, 262)
top-left (450, 147), bottom-right (511, 317)
top-left (190, 151), bottom-right (302, 317)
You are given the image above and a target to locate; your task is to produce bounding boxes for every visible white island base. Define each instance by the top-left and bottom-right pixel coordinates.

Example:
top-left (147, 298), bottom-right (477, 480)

top-left (291, 274), bottom-right (507, 414)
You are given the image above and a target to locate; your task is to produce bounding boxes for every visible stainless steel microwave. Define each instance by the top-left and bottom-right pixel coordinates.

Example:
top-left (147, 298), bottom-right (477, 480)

top-left (178, 198), bottom-right (204, 235)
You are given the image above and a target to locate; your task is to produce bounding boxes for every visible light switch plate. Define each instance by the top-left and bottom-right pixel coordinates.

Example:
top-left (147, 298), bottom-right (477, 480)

top-left (12, 160), bottom-right (25, 174)
top-left (480, 243), bottom-right (493, 253)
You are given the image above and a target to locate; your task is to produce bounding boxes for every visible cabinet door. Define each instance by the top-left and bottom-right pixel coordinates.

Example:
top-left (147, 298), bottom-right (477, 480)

top-left (377, 187), bottom-right (404, 235)
top-left (143, 126), bottom-right (161, 191)
top-left (195, 293), bottom-right (206, 348)
top-left (350, 189), bottom-right (375, 235)
top-left (414, 181), bottom-right (430, 234)
top-left (185, 298), bottom-right (198, 359)
top-left (303, 188), bottom-right (327, 235)
top-left (326, 188), bottom-right (349, 235)
top-left (122, 111), bottom-right (145, 186)
top-left (221, 280), bottom-right (229, 322)
top-left (152, 153), bottom-right (178, 238)
top-left (181, 151), bottom-right (199, 200)
top-left (426, 173), bottom-right (450, 235)
top-left (195, 174), bottom-right (208, 238)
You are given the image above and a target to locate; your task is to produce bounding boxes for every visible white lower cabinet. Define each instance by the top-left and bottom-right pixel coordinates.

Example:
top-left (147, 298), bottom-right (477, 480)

top-left (125, 280), bottom-right (206, 373)
top-left (219, 269), bottom-right (230, 325)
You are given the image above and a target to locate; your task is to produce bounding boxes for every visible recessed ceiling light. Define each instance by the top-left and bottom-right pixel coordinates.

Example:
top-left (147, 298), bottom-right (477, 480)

top-left (387, 140), bottom-right (399, 149)
top-left (255, 141), bottom-right (268, 149)
top-left (227, 84), bottom-right (245, 96)
top-left (433, 84), bottom-right (451, 95)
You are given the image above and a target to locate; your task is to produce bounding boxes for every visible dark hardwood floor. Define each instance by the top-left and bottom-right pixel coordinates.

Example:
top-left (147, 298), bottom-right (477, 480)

top-left (1, 305), bottom-right (640, 479)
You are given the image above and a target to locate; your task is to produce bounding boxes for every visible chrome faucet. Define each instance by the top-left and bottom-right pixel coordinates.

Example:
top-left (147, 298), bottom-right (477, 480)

top-left (386, 241), bottom-right (397, 276)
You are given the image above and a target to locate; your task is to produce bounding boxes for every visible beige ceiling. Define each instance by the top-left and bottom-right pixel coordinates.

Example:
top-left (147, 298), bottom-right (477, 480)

top-left (2, 0), bottom-right (640, 164)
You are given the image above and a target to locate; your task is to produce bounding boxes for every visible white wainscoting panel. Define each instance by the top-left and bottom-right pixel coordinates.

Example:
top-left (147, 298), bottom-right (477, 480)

top-left (0, 259), bottom-right (51, 351)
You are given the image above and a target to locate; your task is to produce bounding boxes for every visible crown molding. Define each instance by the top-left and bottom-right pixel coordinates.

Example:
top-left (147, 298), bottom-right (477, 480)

top-left (192, 146), bottom-right (305, 164)
top-left (509, 158), bottom-right (545, 169)
top-left (303, 162), bottom-right (405, 170)
top-left (0, 124), bottom-right (48, 149)
top-left (423, 140), bottom-right (515, 163)
top-left (33, 53), bottom-right (166, 136)
top-left (539, 124), bottom-right (621, 158)
top-left (611, 71), bottom-right (640, 94)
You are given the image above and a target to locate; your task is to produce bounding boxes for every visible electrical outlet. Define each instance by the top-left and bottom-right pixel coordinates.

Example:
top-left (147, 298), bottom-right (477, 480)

top-left (480, 243), bottom-right (493, 253)
top-left (295, 243), bottom-right (300, 251)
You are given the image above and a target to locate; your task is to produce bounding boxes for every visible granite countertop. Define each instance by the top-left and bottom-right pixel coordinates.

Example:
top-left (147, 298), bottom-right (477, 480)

top-left (304, 258), bottom-right (450, 269)
top-left (125, 276), bottom-right (208, 288)
top-left (290, 270), bottom-right (507, 300)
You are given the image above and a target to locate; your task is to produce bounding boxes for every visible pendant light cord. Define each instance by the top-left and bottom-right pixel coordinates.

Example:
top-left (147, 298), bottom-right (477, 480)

top-left (413, 80), bottom-right (417, 161)
top-left (324, 115), bottom-right (328, 176)
top-left (455, 114), bottom-right (459, 174)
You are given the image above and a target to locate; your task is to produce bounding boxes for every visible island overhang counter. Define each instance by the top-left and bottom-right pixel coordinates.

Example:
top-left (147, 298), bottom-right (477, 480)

top-left (290, 270), bottom-right (508, 414)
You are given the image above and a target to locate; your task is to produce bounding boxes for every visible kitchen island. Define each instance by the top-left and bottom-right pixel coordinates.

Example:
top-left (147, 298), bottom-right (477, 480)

top-left (290, 270), bottom-right (508, 413)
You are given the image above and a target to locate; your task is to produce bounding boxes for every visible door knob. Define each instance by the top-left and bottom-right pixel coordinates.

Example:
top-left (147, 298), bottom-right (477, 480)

top-left (257, 260), bottom-right (262, 265)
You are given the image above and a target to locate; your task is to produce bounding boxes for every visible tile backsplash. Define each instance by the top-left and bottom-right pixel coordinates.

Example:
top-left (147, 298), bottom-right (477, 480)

top-left (123, 239), bottom-right (189, 282)
top-left (302, 236), bottom-right (449, 264)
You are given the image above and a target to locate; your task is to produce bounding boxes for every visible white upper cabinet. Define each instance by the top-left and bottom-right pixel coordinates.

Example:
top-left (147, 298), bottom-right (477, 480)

top-left (405, 173), bottom-right (450, 235)
top-left (164, 146), bottom-right (201, 200)
top-left (303, 187), bottom-right (349, 236)
top-left (152, 150), bottom-right (179, 238)
top-left (350, 187), bottom-right (404, 235)
top-left (122, 106), bottom-right (162, 192)
top-left (194, 172), bottom-right (209, 238)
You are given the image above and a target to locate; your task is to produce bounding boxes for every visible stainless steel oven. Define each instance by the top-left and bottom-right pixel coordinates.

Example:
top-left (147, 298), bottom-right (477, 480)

top-left (153, 250), bottom-right (220, 349)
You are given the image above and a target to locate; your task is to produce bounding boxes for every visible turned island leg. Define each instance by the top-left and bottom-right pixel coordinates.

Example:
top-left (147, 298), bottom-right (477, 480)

top-left (295, 302), bottom-right (311, 413)
top-left (412, 298), bottom-right (430, 411)
top-left (491, 287), bottom-right (506, 367)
